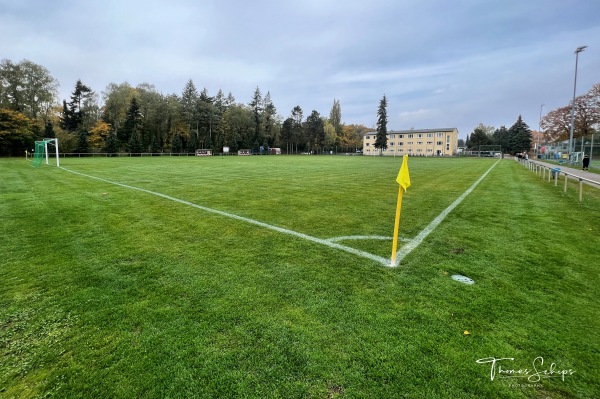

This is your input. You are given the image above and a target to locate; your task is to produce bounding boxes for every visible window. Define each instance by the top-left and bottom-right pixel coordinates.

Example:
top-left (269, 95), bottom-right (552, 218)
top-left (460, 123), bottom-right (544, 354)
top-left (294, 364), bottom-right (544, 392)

top-left (390, 142), bottom-right (394, 146)
top-left (437, 141), bottom-right (443, 146)
top-left (427, 133), bottom-right (433, 138)
top-left (398, 142), bottom-right (404, 146)
top-left (427, 141), bottom-right (433, 145)
top-left (390, 134), bottom-right (395, 139)
top-left (366, 143), bottom-right (370, 146)
top-left (417, 141), bottom-right (423, 145)
top-left (417, 134), bottom-right (423, 138)
top-left (408, 134), bottom-right (414, 138)
top-left (399, 134), bottom-right (404, 138)
top-left (437, 133), bottom-right (443, 137)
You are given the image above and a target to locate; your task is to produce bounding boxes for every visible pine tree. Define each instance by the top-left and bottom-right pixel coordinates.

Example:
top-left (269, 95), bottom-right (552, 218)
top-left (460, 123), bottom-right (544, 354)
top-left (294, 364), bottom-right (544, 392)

top-left (291, 106), bottom-right (303, 153)
top-left (305, 110), bottom-right (325, 153)
top-left (105, 131), bottom-right (119, 155)
top-left (186, 131), bottom-right (198, 152)
top-left (120, 97), bottom-right (141, 145)
top-left (249, 86), bottom-right (263, 147)
top-left (77, 130), bottom-right (89, 153)
top-left (492, 126), bottom-right (509, 152)
top-left (171, 132), bottom-right (182, 153)
top-left (262, 91), bottom-right (276, 147)
top-left (44, 121), bottom-right (55, 138)
top-left (180, 79), bottom-right (198, 128)
top-left (61, 80), bottom-right (94, 133)
top-left (507, 115), bottom-right (532, 154)
top-left (197, 88), bottom-right (214, 148)
top-left (374, 95), bottom-right (388, 155)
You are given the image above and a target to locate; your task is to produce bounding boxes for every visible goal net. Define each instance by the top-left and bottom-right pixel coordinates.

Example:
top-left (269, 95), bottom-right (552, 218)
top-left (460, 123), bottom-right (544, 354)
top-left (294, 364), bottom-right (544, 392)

top-left (32, 138), bottom-right (60, 167)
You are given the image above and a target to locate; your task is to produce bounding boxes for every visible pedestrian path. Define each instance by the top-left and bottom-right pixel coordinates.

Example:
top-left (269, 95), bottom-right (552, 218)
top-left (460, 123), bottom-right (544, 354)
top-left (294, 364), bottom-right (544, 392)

top-left (526, 159), bottom-right (600, 189)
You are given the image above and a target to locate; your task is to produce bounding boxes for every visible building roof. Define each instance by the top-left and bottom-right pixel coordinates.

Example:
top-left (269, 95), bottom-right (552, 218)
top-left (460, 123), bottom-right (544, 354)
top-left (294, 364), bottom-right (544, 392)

top-left (364, 128), bottom-right (458, 135)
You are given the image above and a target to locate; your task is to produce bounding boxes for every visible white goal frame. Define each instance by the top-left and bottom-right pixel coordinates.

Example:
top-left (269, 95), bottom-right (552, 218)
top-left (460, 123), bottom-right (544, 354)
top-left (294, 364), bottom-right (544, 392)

top-left (36, 138), bottom-right (60, 167)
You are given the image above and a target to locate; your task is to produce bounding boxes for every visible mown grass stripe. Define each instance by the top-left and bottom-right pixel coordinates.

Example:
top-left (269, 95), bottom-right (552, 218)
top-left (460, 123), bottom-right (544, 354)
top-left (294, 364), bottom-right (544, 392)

top-left (60, 166), bottom-right (391, 266)
top-left (392, 159), bottom-right (501, 266)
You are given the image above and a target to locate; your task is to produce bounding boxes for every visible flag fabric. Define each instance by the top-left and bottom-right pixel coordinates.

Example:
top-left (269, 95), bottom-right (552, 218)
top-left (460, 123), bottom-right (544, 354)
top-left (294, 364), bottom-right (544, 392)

top-left (396, 154), bottom-right (411, 190)
top-left (391, 154), bottom-right (411, 266)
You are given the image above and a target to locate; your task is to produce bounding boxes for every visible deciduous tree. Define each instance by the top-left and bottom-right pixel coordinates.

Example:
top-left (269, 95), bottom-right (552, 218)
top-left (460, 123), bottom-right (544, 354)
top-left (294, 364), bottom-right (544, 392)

top-left (304, 110), bottom-right (325, 153)
top-left (0, 108), bottom-right (37, 155)
top-left (0, 59), bottom-right (58, 121)
top-left (329, 99), bottom-right (342, 136)
top-left (468, 126), bottom-right (491, 149)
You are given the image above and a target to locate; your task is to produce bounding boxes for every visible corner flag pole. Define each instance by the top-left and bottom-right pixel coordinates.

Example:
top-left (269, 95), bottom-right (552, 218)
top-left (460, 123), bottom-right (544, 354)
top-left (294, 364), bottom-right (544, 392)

top-left (391, 155), bottom-right (411, 265)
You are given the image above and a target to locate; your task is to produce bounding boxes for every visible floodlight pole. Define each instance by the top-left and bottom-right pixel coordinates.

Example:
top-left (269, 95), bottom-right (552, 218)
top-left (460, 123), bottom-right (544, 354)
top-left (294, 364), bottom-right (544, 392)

top-left (568, 46), bottom-right (587, 160)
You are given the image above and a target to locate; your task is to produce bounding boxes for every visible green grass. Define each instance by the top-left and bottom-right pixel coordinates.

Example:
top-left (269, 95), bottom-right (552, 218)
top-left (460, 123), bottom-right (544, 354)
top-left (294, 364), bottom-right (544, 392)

top-left (1, 155), bottom-right (599, 398)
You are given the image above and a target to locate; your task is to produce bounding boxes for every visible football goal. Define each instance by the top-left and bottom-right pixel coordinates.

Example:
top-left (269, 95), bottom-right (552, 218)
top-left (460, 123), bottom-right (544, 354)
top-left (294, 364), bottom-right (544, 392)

top-left (32, 138), bottom-right (60, 167)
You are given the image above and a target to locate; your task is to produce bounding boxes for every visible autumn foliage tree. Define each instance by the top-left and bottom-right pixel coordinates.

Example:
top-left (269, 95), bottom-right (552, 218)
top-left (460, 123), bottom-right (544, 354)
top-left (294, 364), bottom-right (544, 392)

top-left (0, 108), bottom-right (38, 155)
top-left (541, 83), bottom-right (600, 143)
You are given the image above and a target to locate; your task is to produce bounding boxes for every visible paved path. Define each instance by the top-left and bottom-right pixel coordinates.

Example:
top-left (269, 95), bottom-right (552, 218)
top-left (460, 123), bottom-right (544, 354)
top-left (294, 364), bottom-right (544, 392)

top-left (524, 159), bottom-right (600, 189)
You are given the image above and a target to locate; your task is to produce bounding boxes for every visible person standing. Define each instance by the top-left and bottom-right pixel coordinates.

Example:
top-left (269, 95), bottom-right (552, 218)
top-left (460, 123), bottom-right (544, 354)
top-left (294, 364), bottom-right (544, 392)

top-left (582, 154), bottom-right (590, 171)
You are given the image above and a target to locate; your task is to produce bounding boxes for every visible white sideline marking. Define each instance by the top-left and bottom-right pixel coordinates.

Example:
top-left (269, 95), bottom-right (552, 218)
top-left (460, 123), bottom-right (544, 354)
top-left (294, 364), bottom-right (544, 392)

top-left (326, 235), bottom-right (397, 242)
top-left (391, 159), bottom-right (501, 266)
top-left (60, 167), bottom-right (390, 265)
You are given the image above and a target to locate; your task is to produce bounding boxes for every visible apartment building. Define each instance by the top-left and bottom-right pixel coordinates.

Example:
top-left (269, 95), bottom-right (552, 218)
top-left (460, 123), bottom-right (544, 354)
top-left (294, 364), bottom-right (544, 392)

top-left (363, 128), bottom-right (459, 156)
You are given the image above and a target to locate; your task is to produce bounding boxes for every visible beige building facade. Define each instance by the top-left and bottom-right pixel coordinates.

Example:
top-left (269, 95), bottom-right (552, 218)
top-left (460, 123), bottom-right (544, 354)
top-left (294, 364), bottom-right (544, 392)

top-left (363, 128), bottom-right (459, 156)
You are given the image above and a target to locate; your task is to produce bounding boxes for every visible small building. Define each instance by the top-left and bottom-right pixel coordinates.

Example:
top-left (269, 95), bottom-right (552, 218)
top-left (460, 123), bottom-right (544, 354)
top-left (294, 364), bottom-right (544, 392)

top-left (270, 148), bottom-right (281, 155)
top-left (363, 128), bottom-right (459, 156)
top-left (195, 149), bottom-right (212, 156)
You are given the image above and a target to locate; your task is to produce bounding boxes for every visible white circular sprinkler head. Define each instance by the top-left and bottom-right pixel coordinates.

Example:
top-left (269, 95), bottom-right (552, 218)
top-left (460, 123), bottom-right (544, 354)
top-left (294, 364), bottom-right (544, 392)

top-left (451, 274), bottom-right (475, 285)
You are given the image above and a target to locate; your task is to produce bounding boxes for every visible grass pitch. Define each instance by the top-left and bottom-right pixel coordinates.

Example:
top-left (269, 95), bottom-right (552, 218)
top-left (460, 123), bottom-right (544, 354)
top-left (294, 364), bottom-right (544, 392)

top-left (1, 155), bottom-right (599, 398)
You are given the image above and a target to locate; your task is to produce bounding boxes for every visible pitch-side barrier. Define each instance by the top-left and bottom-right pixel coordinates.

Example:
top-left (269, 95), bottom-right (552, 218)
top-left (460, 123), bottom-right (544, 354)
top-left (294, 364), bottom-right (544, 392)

top-left (516, 157), bottom-right (600, 203)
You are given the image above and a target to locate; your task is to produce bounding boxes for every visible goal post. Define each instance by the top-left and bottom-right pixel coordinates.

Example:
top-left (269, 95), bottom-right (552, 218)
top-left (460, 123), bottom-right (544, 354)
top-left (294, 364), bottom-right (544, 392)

top-left (32, 138), bottom-right (60, 167)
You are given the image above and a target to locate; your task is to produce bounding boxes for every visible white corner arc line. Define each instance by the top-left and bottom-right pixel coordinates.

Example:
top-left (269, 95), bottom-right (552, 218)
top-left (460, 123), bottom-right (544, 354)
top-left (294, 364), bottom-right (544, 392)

top-left (391, 159), bottom-right (501, 267)
top-left (59, 167), bottom-right (390, 266)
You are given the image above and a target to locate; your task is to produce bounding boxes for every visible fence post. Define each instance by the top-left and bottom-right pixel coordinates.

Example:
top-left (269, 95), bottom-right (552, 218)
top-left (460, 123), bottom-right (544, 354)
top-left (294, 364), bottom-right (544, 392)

top-left (579, 178), bottom-right (583, 202)
top-left (564, 174), bottom-right (568, 193)
top-left (554, 171), bottom-right (559, 186)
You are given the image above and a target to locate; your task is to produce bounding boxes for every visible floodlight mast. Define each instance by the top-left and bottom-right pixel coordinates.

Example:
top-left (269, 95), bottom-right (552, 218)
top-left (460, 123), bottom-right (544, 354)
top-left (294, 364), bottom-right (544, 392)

top-left (568, 45), bottom-right (587, 159)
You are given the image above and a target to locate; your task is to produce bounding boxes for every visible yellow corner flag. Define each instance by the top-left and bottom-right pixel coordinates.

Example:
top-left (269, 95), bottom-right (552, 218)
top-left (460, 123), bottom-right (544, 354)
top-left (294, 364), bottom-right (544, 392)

top-left (391, 155), bottom-right (410, 265)
top-left (396, 154), bottom-right (411, 190)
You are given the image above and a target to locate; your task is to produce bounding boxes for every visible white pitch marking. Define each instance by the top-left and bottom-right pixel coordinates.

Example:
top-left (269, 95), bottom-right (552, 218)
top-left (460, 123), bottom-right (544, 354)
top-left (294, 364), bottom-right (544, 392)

top-left (391, 159), bottom-right (501, 267)
top-left (326, 235), bottom-right (400, 242)
top-left (59, 167), bottom-right (390, 265)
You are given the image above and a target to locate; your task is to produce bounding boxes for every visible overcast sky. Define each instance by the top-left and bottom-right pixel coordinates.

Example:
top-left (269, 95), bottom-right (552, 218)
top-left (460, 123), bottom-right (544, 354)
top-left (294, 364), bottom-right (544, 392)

top-left (2, 0), bottom-right (599, 138)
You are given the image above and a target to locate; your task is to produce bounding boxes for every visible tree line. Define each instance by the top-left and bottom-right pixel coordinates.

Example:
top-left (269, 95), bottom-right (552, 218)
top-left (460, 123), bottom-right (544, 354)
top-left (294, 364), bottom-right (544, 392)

top-left (465, 116), bottom-right (533, 154)
top-left (465, 81), bottom-right (600, 156)
top-left (0, 59), bottom-right (367, 156)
